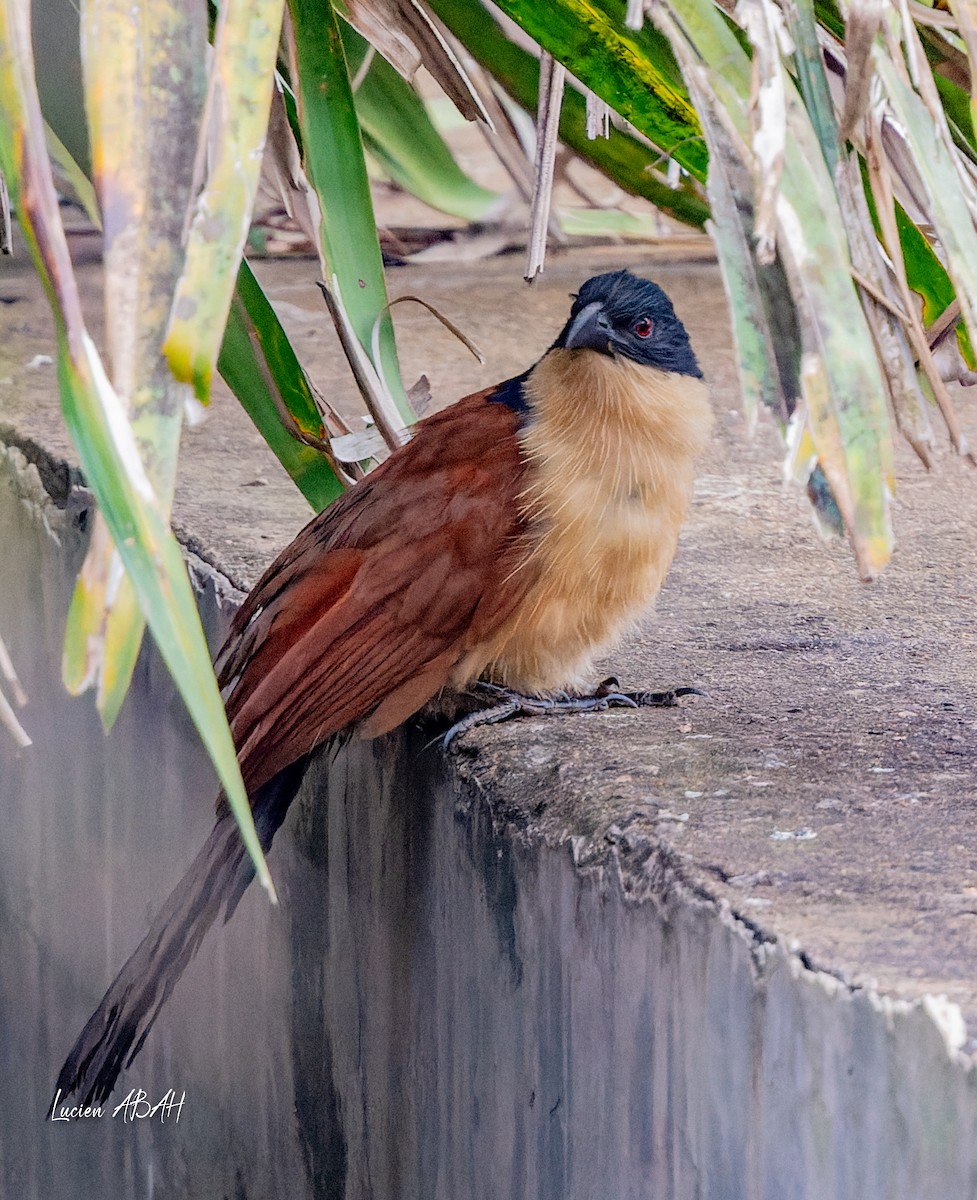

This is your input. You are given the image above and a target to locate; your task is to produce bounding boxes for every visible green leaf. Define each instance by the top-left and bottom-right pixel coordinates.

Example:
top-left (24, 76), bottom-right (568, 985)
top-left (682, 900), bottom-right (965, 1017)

top-left (88, 568), bottom-right (143, 729)
top-left (927, 49), bottom-right (977, 154)
top-left (286, 0), bottom-right (412, 433)
top-left (791, 0), bottom-right (839, 174)
top-left (490, 0), bottom-right (707, 178)
top-left (164, 0), bottom-right (287, 402)
top-left (44, 120), bottom-right (100, 227)
top-left (555, 207), bottom-right (666, 239)
top-left (426, 0), bottom-right (709, 229)
top-left (219, 260), bottom-right (346, 511)
top-left (63, 518), bottom-right (146, 729)
top-left (897, 205), bottom-right (954, 324)
top-left (57, 336), bottom-right (274, 899)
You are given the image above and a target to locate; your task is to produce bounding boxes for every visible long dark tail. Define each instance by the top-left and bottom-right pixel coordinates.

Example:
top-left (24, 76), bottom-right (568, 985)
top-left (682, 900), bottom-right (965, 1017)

top-left (53, 758), bottom-right (309, 1110)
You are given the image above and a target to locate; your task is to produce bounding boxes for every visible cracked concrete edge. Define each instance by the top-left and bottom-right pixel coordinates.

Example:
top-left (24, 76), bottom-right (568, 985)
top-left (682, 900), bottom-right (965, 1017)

top-left (3, 427), bottom-right (975, 1097)
top-left (451, 745), bottom-right (977, 1079)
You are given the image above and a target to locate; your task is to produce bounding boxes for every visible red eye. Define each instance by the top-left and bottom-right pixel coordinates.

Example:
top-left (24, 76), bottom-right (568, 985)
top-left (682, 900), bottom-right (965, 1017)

top-left (633, 317), bottom-right (653, 338)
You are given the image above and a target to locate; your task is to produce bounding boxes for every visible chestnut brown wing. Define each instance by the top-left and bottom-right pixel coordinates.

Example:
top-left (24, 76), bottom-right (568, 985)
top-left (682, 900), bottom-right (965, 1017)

top-left (215, 389), bottom-right (533, 793)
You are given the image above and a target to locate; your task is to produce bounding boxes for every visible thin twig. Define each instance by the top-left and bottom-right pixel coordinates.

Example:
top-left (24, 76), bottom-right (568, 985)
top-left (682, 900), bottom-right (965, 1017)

top-left (350, 45), bottom-right (376, 92)
top-left (0, 636), bottom-right (30, 749)
top-left (907, 0), bottom-right (956, 29)
top-left (0, 169), bottom-right (11, 255)
top-left (898, 0), bottom-right (923, 89)
top-left (851, 269), bottom-right (910, 323)
top-left (316, 278), bottom-right (409, 452)
top-left (473, 81), bottom-right (536, 202)
top-left (585, 91), bottom-right (610, 140)
top-left (525, 51), bottom-right (565, 282)
top-left (645, 136), bottom-right (708, 175)
top-left (926, 297), bottom-right (962, 350)
top-left (380, 295), bottom-right (485, 364)
top-left (0, 633), bottom-right (27, 707)
top-left (0, 688), bottom-right (30, 748)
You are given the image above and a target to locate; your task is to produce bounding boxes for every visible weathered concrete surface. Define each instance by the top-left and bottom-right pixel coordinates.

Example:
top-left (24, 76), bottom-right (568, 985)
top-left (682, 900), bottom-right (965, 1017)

top-left (4, 247), bottom-right (977, 1197)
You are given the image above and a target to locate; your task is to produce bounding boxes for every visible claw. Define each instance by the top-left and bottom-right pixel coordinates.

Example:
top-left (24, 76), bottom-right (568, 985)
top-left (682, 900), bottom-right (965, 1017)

top-left (441, 698), bottom-right (521, 748)
top-left (629, 686), bottom-right (705, 707)
top-left (439, 679), bottom-right (704, 746)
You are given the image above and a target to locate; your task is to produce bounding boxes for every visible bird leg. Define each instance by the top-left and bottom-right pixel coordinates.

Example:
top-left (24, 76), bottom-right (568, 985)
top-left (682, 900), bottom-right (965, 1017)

top-left (442, 677), bottom-right (703, 747)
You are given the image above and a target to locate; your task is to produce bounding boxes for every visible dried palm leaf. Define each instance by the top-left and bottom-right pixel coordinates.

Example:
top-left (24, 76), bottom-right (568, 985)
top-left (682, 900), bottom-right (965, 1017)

top-left (345, 0), bottom-right (494, 125)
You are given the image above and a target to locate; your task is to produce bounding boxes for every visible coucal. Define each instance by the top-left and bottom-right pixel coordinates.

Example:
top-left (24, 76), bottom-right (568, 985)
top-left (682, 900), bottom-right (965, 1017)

top-left (54, 269), bottom-right (713, 1108)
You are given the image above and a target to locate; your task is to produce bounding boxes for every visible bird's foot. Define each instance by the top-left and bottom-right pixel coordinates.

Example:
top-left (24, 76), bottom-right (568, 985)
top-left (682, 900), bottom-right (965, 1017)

top-left (442, 678), bottom-right (703, 747)
top-left (593, 676), bottom-right (705, 708)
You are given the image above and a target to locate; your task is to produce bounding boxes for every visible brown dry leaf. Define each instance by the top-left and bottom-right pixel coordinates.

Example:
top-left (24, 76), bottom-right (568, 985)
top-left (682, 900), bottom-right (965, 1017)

top-left (930, 330), bottom-right (977, 385)
top-left (839, 0), bottom-right (885, 140)
top-left (330, 425), bottom-right (391, 463)
top-left (407, 373), bottom-right (432, 416)
top-left (260, 83), bottom-right (320, 249)
top-left (943, 1), bottom-right (977, 59)
top-left (406, 227), bottom-right (517, 262)
top-left (837, 151), bottom-right (935, 466)
top-left (926, 299), bottom-right (977, 383)
top-left (345, 0), bottom-right (494, 126)
top-left (865, 102), bottom-right (970, 456)
top-left (472, 78), bottom-right (536, 201)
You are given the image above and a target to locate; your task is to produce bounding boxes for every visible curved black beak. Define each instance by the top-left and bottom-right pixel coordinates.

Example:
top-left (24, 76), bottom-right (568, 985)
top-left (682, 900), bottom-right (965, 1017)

top-left (563, 301), bottom-right (614, 355)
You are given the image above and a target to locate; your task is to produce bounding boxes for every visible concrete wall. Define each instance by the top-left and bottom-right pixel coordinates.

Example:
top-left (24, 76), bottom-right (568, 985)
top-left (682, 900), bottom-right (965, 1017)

top-left (3, 440), bottom-right (977, 1200)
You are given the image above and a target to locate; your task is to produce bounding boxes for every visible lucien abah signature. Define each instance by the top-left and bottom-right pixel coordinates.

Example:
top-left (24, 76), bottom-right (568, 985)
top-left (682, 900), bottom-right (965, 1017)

top-left (49, 1088), bottom-right (185, 1123)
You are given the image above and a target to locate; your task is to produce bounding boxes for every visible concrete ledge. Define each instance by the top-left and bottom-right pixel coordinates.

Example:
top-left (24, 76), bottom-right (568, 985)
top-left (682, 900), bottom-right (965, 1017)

top-left (4, 251), bottom-right (977, 1198)
top-left (296, 737), bottom-right (977, 1200)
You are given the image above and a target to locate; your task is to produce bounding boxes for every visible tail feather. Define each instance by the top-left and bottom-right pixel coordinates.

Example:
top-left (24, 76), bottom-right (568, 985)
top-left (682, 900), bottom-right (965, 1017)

top-left (54, 758), bottom-right (308, 1110)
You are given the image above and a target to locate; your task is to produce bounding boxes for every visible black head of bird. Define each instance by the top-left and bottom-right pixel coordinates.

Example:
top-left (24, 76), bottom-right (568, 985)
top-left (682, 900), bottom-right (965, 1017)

top-left (556, 269), bottom-right (703, 378)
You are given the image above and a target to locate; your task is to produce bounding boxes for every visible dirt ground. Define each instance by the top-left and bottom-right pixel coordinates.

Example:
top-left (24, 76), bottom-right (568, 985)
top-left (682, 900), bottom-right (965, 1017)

top-left (5, 240), bottom-right (977, 1037)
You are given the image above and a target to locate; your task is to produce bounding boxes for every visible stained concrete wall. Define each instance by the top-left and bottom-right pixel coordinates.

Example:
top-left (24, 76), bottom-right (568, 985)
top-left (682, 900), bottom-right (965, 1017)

top-left (4, 436), bottom-right (977, 1200)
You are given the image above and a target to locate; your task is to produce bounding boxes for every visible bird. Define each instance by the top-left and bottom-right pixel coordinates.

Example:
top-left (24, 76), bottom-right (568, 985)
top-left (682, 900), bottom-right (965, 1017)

top-left (53, 269), bottom-right (713, 1109)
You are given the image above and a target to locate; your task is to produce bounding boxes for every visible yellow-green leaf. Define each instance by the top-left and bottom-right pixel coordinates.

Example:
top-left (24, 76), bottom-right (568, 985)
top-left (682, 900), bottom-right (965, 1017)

top-left (164, 0), bottom-right (286, 402)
